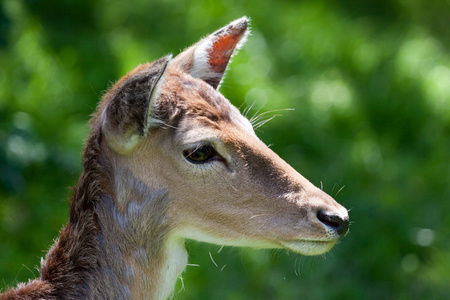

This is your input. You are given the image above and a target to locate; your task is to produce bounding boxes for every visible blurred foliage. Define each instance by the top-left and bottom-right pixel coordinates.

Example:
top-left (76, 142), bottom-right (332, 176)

top-left (1, 0), bottom-right (449, 299)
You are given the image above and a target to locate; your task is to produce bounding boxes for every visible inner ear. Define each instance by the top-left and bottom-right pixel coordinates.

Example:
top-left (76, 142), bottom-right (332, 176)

top-left (170, 17), bottom-right (250, 89)
top-left (101, 55), bottom-right (171, 154)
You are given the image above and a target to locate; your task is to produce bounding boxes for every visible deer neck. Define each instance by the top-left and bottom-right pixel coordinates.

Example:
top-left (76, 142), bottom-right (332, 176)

top-left (93, 165), bottom-right (188, 300)
top-left (40, 132), bottom-right (187, 300)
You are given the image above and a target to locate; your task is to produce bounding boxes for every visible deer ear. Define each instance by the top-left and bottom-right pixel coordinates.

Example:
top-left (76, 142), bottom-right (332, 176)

top-left (101, 55), bottom-right (171, 154)
top-left (169, 16), bottom-right (250, 89)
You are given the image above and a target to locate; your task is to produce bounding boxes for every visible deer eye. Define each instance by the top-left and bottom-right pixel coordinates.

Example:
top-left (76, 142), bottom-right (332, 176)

top-left (184, 145), bottom-right (217, 164)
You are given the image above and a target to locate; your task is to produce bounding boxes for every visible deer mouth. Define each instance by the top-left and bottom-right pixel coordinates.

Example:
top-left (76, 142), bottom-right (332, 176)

top-left (280, 239), bottom-right (338, 256)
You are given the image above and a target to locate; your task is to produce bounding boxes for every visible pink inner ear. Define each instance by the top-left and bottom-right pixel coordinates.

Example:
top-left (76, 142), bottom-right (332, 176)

top-left (208, 26), bottom-right (247, 74)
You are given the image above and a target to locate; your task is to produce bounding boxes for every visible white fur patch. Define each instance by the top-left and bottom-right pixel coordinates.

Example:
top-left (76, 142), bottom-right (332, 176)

top-left (191, 36), bottom-right (218, 81)
top-left (145, 55), bottom-right (172, 133)
top-left (191, 16), bottom-right (251, 88)
top-left (157, 237), bottom-right (188, 300)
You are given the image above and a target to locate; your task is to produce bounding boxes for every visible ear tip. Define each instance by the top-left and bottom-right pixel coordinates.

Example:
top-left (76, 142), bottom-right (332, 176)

top-left (216, 16), bottom-right (250, 42)
top-left (238, 15), bottom-right (250, 24)
top-left (237, 16), bottom-right (250, 24)
top-left (230, 16), bottom-right (250, 31)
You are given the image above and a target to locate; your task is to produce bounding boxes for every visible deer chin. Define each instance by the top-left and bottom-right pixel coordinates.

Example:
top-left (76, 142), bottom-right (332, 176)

top-left (279, 239), bottom-right (338, 256)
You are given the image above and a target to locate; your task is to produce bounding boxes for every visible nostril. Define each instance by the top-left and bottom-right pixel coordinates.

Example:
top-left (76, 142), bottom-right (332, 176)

top-left (317, 210), bottom-right (349, 237)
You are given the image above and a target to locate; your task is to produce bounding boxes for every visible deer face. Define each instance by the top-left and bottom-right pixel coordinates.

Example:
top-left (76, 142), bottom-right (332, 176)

top-left (100, 17), bottom-right (349, 256)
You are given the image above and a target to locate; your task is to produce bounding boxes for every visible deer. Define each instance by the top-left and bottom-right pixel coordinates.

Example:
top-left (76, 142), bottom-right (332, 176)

top-left (1, 17), bottom-right (349, 300)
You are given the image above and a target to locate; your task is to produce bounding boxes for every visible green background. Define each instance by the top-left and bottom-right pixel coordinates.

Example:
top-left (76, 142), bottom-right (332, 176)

top-left (1, 0), bottom-right (449, 299)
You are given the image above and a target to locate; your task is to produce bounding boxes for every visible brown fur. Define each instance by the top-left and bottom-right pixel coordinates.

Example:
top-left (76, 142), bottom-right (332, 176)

top-left (156, 68), bottom-right (232, 128)
top-left (1, 122), bottom-right (110, 299)
top-left (1, 17), bottom-right (348, 300)
top-left (1, 58), bottom-right (171, 300)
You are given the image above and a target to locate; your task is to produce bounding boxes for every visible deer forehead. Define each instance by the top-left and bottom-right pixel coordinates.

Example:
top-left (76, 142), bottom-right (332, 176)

top-left (160, 68), bottom-right (255, 140)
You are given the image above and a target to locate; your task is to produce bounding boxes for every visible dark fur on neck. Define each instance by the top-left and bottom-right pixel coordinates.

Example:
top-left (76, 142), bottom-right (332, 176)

top-left (1, 124), bottom-right (111, 299)
top-left (1, 58), bottom-right (175, 300)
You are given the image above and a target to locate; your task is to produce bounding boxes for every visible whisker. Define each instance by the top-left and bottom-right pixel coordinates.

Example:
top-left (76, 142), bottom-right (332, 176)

top-left (252, 108), bottom-right (293, 117)
top-left (209, 251), bottom-right (218, 267)
top-left (242, 101), bottom-right (256, 118)
top-left (184, 144), bottom-right (203, 159)
top-left (249, 109), bottom-right (294, 130)
top-left (335, 185), bottom-right (345, 198)
top-left (252, 115), bottom-right (280, 130)
top-left (249, 109), bottom-right (261, 124)
top-left (331, 179), bottom-right (342, 196)
top-left (161, 123), bottom-right (178, 130)
top-left (250, 213), bottom-right (273, 219)
top-left (249, 108), bottom-right (294, 124)
top-left (294, 256), bottom-right (300, 276)
top-left (15, 264), bottom-right (36, 282)
top-left (148, 115), bottom-right (178, 130)
top-left (249, 212), bottom-right (306, 220)
top-left (177, 275), bottom-right (185, 294)
top-left (211, 165), bottom-right (238, 192)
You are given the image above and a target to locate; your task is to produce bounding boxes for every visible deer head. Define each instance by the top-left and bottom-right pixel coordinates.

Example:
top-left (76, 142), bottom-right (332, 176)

top-left (100, 17), bottom-right (348, 258)
top-left (1, 17), bottom-right (350, 300)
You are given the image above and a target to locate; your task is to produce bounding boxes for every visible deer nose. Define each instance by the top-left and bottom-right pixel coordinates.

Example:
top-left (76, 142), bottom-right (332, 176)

top-left (317, 210), bottom-right (349, 237)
